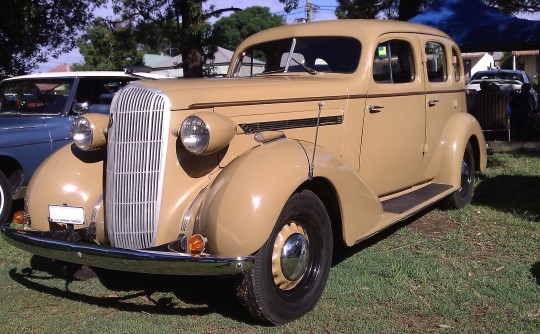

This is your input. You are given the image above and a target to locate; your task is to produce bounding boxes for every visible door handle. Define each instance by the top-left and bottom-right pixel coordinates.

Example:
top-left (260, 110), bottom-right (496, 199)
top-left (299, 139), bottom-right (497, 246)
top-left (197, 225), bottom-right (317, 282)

top-left (428, 99), bottom-right (439, 107)
top-left (368, 105), bottom-right (384, 113)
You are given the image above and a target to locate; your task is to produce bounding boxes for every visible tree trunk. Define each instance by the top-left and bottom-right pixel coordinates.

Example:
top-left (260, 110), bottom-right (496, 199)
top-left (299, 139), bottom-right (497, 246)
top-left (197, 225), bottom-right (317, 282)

top-left (177, 0), bottom-right (204, 78)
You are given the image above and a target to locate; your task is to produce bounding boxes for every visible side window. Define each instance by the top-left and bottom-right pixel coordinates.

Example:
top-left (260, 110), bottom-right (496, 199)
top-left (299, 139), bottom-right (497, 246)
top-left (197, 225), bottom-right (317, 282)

top-left (373, 39), bottom-right (415, 84)
top-left (425, 41), bottom-right (447, 82)
top-left (452, 48), bottom-right (462, 82)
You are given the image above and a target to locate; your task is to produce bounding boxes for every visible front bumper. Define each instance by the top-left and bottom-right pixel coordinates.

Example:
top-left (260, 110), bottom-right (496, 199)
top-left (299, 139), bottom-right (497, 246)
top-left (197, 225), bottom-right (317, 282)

top-left (0, 225), bottom-right (254, 276)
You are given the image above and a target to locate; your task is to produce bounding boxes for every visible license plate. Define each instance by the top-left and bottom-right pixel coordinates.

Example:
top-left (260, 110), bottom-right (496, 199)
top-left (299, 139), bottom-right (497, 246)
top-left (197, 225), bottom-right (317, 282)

top-left (48, 205), bottom-right (85, 225)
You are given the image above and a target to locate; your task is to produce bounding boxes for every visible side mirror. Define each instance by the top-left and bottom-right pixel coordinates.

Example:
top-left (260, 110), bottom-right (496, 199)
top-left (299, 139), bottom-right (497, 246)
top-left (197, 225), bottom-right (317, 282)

top-left (72, 102), bottom-right (88, 115)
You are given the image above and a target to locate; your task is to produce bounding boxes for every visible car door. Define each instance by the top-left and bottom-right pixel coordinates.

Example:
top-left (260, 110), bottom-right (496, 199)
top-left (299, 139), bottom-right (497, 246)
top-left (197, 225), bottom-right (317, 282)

top-left (417, 38), bottom-right (466, 181)
top-left (359, 35), bottom-right (426, 197)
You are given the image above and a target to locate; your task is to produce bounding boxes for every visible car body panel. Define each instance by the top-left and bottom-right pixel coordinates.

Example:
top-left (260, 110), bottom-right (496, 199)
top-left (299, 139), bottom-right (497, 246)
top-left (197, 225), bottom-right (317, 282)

top-left (4, 20), bottom-right (486, 277)
top-left (0, 72), bottom-right (152, 212)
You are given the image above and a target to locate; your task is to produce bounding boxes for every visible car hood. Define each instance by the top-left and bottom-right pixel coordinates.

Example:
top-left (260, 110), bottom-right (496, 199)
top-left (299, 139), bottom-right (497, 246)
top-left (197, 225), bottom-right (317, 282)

top-left (136, 76), bottom-right (351, 111)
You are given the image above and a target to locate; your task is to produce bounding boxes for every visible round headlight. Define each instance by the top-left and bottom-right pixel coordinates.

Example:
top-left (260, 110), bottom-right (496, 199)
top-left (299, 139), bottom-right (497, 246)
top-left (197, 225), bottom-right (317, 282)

top-left (71, 117), bottom-right (93, 150)
top-left (180, 116), bottom-right (210, 154)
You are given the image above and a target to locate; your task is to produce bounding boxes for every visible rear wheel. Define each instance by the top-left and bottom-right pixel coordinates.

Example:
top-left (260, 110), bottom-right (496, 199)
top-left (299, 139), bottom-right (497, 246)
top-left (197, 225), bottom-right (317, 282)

top-left (0, 170), bottom-right (13, 225)
top-left (236, 190), bottom-right (333, 325)
top-left (449, 142), bottom-right (475, 209)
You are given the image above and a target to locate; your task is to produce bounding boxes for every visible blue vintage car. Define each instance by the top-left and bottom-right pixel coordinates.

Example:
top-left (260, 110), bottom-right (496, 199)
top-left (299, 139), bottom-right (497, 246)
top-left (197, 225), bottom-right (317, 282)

top-left (0, 71), bottom-right (150, 224)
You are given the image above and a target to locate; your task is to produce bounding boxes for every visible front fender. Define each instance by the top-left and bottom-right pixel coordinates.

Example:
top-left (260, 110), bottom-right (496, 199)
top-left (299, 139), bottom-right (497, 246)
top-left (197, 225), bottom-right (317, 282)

top-left (198, 139), bottom-right (382, 257)
top-left (436, 112), bottom-right (487, 187)
top-left (25, 144), bottom-right (105, 239)
top-left (198, 139), bottom-right (310, 257)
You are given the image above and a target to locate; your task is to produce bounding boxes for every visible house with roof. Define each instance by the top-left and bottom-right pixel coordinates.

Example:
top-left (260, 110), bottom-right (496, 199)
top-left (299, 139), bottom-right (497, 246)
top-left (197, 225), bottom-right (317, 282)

top-left (144, 47), bottom-right (262, 78)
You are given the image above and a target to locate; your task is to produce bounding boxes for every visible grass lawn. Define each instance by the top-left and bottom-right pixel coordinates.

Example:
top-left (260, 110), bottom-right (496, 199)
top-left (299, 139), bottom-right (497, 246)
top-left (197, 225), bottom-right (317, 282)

top-left (1, 153), bottom-right (539, 333)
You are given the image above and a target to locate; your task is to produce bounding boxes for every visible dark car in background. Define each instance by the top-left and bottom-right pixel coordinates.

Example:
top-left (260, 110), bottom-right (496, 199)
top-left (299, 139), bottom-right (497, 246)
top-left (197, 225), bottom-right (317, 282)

top-left (466, 69), bottom-right (538, 111)
top-left (0, 71), bottom-right (161, 224)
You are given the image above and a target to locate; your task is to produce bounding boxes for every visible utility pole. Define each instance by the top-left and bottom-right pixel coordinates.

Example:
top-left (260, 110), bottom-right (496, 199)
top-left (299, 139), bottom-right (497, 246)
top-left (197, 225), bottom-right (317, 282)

top-left (306, 0), bottom-right (312, 22)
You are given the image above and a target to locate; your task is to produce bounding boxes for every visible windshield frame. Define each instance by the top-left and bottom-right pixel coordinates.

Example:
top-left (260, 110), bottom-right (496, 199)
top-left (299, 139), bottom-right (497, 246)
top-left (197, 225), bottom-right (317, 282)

top-left (231, 36), bottom-right (362, 77)
top-left (0, 77), bottom-right (76, 116)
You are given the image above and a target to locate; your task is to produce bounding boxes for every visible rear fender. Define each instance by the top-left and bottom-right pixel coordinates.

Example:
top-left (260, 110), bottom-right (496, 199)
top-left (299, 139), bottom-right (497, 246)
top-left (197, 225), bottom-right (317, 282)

top-left (436, 112), bottom-right (487, 187)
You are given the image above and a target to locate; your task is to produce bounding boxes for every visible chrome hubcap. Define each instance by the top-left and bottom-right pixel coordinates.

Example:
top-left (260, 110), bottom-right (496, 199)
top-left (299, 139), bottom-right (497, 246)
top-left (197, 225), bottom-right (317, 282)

top-left (272, 222), bottom-right (310, 290)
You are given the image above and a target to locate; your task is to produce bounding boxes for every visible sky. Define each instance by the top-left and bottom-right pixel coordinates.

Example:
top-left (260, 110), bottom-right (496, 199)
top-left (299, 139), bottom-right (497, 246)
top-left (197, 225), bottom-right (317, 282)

top-left (35, 0), bottom-right (540, 73)
top-left (35, 0), bottom-right (339, 73)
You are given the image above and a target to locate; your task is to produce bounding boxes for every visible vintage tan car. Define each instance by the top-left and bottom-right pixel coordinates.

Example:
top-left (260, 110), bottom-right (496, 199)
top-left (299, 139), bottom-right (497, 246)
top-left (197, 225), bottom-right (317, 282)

top-left (1, 20), bottom-right (486, 324)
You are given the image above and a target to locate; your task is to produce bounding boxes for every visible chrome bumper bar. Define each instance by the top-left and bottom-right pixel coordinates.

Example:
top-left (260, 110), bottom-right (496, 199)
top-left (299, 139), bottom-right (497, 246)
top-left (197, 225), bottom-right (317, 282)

top-left (0, 225), bottom-right (254, 276)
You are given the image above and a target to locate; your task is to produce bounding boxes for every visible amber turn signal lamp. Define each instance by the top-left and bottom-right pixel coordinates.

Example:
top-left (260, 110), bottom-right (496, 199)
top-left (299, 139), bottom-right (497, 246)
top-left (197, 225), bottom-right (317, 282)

top-left (188, 234), bottom-right (206, 257)
top-left (13, 211), bottom-right (26, 225)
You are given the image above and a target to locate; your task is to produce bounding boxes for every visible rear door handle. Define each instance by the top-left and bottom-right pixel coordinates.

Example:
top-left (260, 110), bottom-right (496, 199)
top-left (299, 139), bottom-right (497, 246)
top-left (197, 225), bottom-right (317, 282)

top-left (428, 100), bottom-right (439, 107)
top-left (368, 105), bottom-right (384, 113)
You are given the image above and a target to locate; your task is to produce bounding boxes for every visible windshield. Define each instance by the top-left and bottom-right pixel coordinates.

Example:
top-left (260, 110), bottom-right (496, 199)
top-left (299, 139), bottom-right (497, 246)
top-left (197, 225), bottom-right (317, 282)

top-left (0, 78), bottom-right (74, 115)
top-left (232, 37), bottom-right (361, 77)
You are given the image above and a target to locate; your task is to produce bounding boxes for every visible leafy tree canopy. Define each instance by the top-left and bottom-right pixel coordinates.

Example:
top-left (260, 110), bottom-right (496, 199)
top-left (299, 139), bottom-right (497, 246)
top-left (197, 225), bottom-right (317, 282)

top-left (88, 0), bottom-right (240, 77)
top-left (75, 18), bottom-right (145, 71)
top-left (212, 7), bottom-right (285, 52)
top-left (0, 0), bottom-right (104, 76)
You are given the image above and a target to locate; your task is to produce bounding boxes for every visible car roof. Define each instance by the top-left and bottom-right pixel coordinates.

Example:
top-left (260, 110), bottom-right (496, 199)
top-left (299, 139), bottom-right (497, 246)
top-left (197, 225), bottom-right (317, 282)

top-left (474, 69), bottom-right (524, 74)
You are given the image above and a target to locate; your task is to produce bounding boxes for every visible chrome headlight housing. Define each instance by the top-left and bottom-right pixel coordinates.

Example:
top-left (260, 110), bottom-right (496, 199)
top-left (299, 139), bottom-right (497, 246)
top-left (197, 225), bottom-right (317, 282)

top-left (180, 116), bottom-right (210, 154)
top-left (177, 112), bottom-right (237, 155)
top-left (71, 117), bottom-right (93, 150)
top-left (70, 114), bottom-right (109, 151)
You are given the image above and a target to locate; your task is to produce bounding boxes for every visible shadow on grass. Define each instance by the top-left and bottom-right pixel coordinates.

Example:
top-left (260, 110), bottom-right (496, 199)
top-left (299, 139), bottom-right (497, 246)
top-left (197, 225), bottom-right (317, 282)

top-left (8, 256), bottom-right (258, 324)
top-left (531, 262), bottom-right (540, 286)
top-left (331, 210), bottom-right (427, 267)
top-left (472, 175), bottom-right (540, 221)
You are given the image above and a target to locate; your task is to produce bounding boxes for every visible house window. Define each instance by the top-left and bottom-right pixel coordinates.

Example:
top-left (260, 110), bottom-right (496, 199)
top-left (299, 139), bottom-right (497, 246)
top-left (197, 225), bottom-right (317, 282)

top-left (373, 40), bottom-right (415, 84)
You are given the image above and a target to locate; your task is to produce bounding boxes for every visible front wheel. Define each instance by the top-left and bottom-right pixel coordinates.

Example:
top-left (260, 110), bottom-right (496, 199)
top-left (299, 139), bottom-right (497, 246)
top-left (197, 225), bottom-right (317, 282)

top-left (236, 190), bottom-right (333, 325)
top-left (0, 170), bottom-right (13, 225)
top-left (448, 142), bottom-right (475, 209)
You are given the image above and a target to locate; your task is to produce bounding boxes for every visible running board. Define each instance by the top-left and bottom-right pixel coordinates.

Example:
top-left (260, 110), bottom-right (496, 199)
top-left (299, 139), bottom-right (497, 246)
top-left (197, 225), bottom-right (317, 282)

top-left (382, 184), bottom-right (453, 214)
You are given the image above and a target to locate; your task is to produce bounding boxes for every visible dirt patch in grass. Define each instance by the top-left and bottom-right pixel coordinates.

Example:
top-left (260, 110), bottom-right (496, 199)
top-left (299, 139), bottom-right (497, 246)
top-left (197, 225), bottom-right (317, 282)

top-left (408, 213), bottom-right (460, 237)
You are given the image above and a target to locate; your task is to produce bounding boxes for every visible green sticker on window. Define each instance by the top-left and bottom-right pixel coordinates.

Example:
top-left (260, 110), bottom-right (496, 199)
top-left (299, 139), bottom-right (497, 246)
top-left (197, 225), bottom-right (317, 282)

top-left (378, 46), bottom-right (387, 57)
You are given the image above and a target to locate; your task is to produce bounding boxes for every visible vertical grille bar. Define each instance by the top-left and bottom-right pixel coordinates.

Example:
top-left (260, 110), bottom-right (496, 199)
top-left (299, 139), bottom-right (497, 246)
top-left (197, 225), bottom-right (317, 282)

top-left (106, 85), bottom-right (170, 249)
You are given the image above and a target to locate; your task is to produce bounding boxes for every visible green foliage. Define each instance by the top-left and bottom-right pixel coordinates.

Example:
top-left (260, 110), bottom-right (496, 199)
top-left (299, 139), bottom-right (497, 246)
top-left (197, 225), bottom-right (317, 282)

top-left (95, 0), bottom-right (239, 77)
top-left (0, 0), bottom-right (104, 76)
top-left (75, 18), bottom-right (145, 71)
top-left (499, 52), bottom-right (514, 70)
top-left (212, 7), bottom-right (284, 52)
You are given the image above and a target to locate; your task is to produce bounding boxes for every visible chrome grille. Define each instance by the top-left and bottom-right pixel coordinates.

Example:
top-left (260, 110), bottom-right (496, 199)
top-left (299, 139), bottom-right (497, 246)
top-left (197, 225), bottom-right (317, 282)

top-left (106, 85), bottom-right (170, 249)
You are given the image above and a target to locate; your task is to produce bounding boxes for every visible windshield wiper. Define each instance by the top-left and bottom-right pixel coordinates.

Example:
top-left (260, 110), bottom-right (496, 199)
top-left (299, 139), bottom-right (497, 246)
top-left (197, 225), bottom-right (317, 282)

top-left (291, 57), bottom-right (318, 75)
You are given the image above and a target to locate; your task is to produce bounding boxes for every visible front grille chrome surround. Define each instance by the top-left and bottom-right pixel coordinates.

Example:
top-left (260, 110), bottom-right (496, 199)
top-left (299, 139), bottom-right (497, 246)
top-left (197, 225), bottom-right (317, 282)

top-left (106, 84), bottom-right (170, 249)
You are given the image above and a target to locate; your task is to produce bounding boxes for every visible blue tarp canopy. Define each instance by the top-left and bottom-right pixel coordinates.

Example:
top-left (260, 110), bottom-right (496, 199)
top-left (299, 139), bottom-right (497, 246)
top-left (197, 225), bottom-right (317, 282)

top-left (409, 0), bottom-right (540, 52)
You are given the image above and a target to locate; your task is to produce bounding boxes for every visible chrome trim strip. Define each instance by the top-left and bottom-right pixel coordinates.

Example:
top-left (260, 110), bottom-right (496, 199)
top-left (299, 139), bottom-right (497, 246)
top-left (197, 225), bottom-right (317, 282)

top-left (239, 115), bottom-right (343, 134)
top-left (181, 186), bottom-right (208, 231)
top-left (187, 95), bottom-right (351, 109)
top-left (0, 226), bottom-right (254, 276)
top-left (91, 194), bottom-right (103, 223)
top-left (0, 125), bottom-right (37, 131)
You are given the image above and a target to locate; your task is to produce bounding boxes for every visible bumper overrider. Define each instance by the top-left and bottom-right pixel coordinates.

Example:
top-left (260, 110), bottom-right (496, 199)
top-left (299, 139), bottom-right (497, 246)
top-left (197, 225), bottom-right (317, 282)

top-left (0, 225), bottom-right (254, 276)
